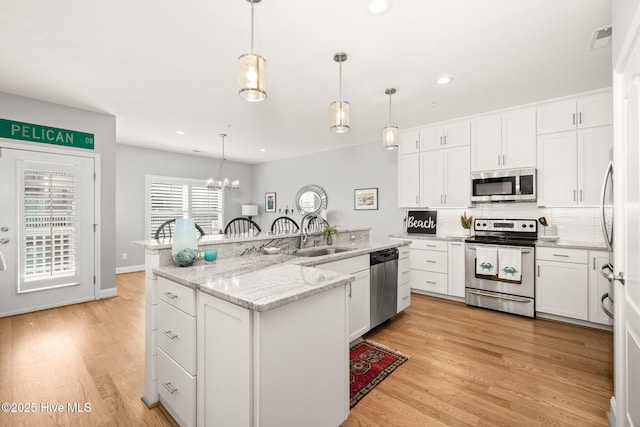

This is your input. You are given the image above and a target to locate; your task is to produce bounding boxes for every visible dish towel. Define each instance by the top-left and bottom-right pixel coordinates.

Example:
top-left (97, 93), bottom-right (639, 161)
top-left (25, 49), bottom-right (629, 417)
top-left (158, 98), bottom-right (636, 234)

top-left (476, 247), bottom-right (497, 275)
top-left (498, 248), bottom-right (522, 281)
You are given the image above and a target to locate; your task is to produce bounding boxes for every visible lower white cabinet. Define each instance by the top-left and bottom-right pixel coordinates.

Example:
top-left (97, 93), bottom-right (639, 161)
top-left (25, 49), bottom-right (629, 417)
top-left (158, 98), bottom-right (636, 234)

top-left (197, 283), bottom-right (349, 427)
top-left (397, 246), bottom-right (411, 312)
top-left (536, 247), bottom-right (589, 321)
top-left (589, 250), bottom-right (613, 326)
top-left (447, 242), bottom-right (465, 297)
top-left (158, 348), bottom-right (197, 427)
top-left (316, 255), bottom-right (370, 342)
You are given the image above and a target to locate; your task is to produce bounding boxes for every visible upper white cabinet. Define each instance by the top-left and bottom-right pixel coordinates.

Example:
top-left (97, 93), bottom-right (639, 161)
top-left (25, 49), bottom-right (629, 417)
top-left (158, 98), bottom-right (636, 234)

top-left (398, 153), bottom-right (420, 207)
top-left (421, 120), bottom-right (471, 151)
top-left (421, 146), bottom-right (470, 207)
top-left (537, 92), bottom-right (612, 134)
top-left (537, 126), bottom-right (612, 206)
top-left (398, 128), bottom-right (421, 155)
top-left (470, 108), bottom-right (536, 172)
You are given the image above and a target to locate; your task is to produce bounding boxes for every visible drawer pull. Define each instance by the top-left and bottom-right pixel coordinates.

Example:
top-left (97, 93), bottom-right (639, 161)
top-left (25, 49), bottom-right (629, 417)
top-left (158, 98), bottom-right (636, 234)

top-left (163, 292), bottom-right (178, 300)
top-left (163, 382), bottom-right (178, 395)
top-left (163, 330), bottom-right (178, 340)
top-left (552, 254), bottom-right (570, 258)
top-left (426, 260), bottom-right (437, 263)
top-left (426, 281), bottom-right (436, 284)
top-left (402, 295), bottom-right (410, 300)
top-left (425, 244), bottom-right (437, 248)
top-left (401, 270), bottom-right (410, 274)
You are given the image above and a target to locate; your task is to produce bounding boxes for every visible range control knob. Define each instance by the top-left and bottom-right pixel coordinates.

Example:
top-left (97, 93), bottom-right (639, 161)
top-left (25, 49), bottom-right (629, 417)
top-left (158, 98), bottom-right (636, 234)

top-left (529, 224), bottom-right (534, 228)
top-left (522, 224), bottom-right (527, 228)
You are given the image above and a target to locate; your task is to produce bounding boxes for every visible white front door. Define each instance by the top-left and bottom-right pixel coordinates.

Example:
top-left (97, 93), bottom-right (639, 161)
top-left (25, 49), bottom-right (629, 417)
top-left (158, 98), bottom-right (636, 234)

top-left (614, 21), bottom-right (640, 425)
top-left (0, 147), bottom-right (95, 317)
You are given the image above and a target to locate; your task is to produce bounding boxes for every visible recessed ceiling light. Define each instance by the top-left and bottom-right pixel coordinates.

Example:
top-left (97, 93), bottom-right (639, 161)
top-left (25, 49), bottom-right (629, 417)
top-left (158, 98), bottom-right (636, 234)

top-left (260, 148), bottom-right (267, 152)
top-left (367, 0), bottom-right (392, 15)
top-left (435, 75), bottom-right (453, 85)
top-left (176, 130), bottom-right (185, 135)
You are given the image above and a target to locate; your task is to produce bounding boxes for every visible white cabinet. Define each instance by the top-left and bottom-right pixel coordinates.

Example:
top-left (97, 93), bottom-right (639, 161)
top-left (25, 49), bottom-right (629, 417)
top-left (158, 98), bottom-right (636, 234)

top-left (421, 120), bottom-right (471, 151)
top-left (471, 108), bottom-right (536, 172)
top-left (421, 145), bottom-right (470, 207)
top-left (537, 126), bottom-right (612, 206)
top-left (156, 277), bottom-right (197, 427)
top-left (316, 255), bottom-right (370, 342)
top-left (447, 242), bottom-right (465, 298)
top-left (537, 92), bottom-right (612, 134)
top-left (536, 248), bottom-right (588, 320)
top-left (409, 239), bottom-right (448, 294)
top-left (398, 153), bottom-right (420, 207)
top-left (589, 251), bottom-right (613, 326)
top-left (197, 282), bottom-right (349, 427)
top-left (397, 246), bottom-right (411, 313)
top-left (398, 128), bottom-right (421, 155)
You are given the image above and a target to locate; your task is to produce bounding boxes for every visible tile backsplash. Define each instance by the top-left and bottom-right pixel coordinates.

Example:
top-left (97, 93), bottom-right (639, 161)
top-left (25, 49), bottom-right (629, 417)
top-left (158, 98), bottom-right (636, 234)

top-left (412, 203), bottom-right (605, 244)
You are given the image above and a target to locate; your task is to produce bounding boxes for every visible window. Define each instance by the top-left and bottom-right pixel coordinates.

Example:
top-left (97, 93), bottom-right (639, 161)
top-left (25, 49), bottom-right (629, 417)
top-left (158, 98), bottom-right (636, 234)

top-left (145, 175), bottom-right (224, 238)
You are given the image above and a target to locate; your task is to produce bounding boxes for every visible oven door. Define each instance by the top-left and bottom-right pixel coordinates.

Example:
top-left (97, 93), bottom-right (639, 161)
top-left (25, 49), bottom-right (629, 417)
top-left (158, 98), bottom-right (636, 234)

top-left (464, 244), bottom-right (535, 298)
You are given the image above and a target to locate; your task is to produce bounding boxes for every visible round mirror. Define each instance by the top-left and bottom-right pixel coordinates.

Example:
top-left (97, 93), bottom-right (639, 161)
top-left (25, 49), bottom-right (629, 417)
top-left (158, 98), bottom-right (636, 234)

top-left (295, 184), bottom-right (328, 215)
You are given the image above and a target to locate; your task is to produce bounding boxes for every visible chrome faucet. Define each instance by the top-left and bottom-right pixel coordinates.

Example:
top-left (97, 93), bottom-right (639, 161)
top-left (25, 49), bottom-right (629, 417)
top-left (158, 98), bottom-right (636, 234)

top-left (300, 213), bottom-right (317, 249)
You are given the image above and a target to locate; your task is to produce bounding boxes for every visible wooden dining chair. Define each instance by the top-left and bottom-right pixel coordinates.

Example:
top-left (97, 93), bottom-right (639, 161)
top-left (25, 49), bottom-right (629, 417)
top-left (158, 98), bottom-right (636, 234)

top-left (154, 219), bottom-right (205, 240)
top-left (306, 215), bottom-right (327, 232)
top-left (270, 216), bottom-right (300, 233)
top-left (224, 217), bottom-right (262, 235)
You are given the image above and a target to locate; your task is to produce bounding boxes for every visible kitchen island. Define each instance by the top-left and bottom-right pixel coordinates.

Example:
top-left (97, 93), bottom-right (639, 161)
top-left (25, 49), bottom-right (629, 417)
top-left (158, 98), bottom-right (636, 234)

top-left (134, 229), bottom-right (409, 427)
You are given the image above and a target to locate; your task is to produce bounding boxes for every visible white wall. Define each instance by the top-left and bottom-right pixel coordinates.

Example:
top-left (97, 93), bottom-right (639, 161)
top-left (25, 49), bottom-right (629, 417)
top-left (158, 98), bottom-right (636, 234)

top-left (115, 144), bottom-right (254, 269)
top-left (0, 92), bottom-right (117, 290)
top-left (251, 140), bottom-right (406, 238)
top-left (614, 0), bottom-right (640, 64)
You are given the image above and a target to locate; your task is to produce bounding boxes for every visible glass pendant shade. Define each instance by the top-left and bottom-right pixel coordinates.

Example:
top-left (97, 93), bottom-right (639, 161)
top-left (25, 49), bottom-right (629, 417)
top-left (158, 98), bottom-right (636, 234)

top-left (330, 100), bottom-right (350, 133)
top-left (238, 53), bottom-right (267, 102)
top-left (382, 125), bottom-right (399, 150)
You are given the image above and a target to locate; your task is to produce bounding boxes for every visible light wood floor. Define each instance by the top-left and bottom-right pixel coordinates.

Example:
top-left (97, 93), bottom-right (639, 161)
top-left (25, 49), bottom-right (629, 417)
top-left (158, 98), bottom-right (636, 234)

top-left (0, 272), bottom-right (612, 426)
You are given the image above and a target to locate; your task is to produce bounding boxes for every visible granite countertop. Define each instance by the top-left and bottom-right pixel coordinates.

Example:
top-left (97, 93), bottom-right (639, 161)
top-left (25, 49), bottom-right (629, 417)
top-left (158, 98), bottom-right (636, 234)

top-left (535, 240), bottom-right (608, 251)
top-left (389, 233), bottom-right (467, 242)
top-left (153, 238), bottom-right (409, 312)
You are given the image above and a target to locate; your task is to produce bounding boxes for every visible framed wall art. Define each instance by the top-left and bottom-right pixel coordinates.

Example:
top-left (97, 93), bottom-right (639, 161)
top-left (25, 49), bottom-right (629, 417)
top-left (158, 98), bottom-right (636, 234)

top-left (354, 188), bottom-right (378, 210)
top-left (265, 192), bottom-right (276, 213)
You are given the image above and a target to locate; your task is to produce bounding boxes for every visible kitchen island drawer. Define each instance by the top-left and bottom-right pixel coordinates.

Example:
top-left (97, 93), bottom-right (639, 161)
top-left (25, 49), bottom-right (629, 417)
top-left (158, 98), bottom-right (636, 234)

top-left (158, 348), bottom-right (196, 427)
top-left (158, 277), bottom-right (197, 316)
top-left (398, 257), bottom-right (411, 286)
top-left (397, 283), bottom-right (411, 312)
top-left (411, 270), bottom-right (448, 294)
top-left (158, 300), bottom-right (196, 375)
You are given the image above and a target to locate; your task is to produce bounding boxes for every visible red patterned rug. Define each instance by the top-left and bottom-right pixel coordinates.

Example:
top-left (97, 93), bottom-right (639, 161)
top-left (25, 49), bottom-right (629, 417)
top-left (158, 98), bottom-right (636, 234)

top-left (350, 340), bottom-right (409, 408)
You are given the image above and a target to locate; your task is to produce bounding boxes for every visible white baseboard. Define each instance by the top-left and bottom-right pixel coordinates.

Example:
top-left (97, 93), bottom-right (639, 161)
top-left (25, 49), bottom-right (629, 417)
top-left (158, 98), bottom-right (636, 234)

top-left (100, 287), bottom-right (119, 299)
top-left (609, 396), bottom-right (616, 427)
top-left (116, 264), bottom-right (145, 274)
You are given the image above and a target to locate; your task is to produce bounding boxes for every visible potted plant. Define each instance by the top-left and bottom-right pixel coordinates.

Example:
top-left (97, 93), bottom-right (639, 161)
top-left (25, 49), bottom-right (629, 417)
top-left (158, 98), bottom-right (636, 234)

top-left (460, 211), bottom-right (473, 236)
top-left (322, 225), bottom-right (341, 246)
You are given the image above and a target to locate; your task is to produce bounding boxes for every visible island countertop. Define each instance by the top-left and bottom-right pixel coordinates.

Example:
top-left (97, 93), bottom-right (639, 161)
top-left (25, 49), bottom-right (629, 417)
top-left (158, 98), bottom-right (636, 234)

top-left (152, 238), bottom-right (409, 312)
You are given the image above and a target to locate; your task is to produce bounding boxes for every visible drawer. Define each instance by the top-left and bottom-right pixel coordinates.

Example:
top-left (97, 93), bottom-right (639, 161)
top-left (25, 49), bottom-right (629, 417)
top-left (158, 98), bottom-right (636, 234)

top-left (408, 239), bottom-right (447, 252)
top-left (158, 348), bottom-right (196, 427)
top-left (410, 249), bottom-right (447, 273)
top-left (397, 283), bottom-right (411, 312)
top-left (398, 245), bottom-right (411, 259)
top-left (398, 257), bottom-right (411, 286)
top-left (411, 270), bottom-right (448, 294)
top-left (158, 300), bottom-right (196, 375)
top-left (536, 247), bottom-right (587, 264)
top-left (317, 254), bottom-right (369, 274)
top-left (158, 276), bottom-right (197, 316)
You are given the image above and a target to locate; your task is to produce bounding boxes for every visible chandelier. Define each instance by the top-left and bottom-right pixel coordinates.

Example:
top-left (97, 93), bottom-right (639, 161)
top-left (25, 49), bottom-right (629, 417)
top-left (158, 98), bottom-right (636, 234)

top-left (206, 133), bottom-right (239, 190)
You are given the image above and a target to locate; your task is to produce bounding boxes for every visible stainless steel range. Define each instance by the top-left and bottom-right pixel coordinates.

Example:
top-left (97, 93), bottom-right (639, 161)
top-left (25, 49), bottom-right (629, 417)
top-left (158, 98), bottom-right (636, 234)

top-left (465, 218), bottom-right (537, 318)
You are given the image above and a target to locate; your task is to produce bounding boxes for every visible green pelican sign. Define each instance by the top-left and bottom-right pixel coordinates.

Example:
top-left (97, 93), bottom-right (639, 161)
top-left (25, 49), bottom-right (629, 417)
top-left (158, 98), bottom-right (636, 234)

top-left (0, 118), bottom-right (94, 150)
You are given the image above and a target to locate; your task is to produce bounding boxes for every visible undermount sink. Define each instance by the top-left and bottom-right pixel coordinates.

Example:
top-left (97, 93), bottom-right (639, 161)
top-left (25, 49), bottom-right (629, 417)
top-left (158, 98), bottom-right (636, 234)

top-left (294, 247), bottom-right (354, 257)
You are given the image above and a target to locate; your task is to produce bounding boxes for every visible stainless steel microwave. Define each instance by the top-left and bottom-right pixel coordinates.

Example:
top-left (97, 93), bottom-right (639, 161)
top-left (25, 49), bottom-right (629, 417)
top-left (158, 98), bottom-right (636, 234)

top-left (471, 168), bottom-right (536, 203)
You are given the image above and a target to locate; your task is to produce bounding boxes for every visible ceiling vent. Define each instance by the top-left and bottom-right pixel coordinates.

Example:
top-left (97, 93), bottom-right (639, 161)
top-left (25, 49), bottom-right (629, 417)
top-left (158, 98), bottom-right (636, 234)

top-left (589, 25), bottom-right (612, 51)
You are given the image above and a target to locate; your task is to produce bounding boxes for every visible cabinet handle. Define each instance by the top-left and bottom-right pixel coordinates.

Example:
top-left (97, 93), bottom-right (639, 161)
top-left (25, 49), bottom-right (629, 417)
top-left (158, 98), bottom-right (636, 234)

top-left (552, 253), bottom-right (570, 258)
top-left (440, 136), bottom-right (443, 146)
top-left (573, 190), bottom-right (577, 202)
top-left (440, 194), bottom-right (443, 203)
top-left (401, 270), bottom-right (410, 275)
top-left (402, 295), bottom-right (410, 300)
top-left (593, 256), bottom-right (596, 270)
top-left (163, 292), bottom-right (178, 300)
top-left (502, 155), bottom-right (505, 165)
top-left (443, 135), bottom-right (447, 145)
top-left (416, 195), bottom-right (419, 204)
top-left (444, 194), bottom-right (447, 204)
top-left (163, 330), bottom-right (178, 340)
top-left (537, 265), bottom-right (540, 277)
top-left (498, 155), bottom-right (501, 166)
top-left (580, 189), bottom-right (583, 202)
top-left (450, 243), bottom-right (461, 246)
top-left (579, 112), bottom-right (582, 124)
top-left (426, 260), bottom-right (437, 263)
top-left (425, 244), bottom-right (437, 248)
top-left (162, 382), bottom-right (178, 395)
top-left (426, 280), bottom-right (436, 284)
top-left (416, 140), bottom-right (419, 150)
top-left (349, 283), bottom-right (352, 298)
top-left (572, 113), bottom-right (576, 126)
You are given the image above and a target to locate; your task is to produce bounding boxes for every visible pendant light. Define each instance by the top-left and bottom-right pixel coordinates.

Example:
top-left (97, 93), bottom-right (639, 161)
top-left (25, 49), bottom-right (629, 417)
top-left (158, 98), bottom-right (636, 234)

top-left (207, 134), bottom-right (240, 190)
top-left (382, 88), bottom-right (398, 150)
top-left (330, 52), bottom-right (350, 133)
top-left (238, 0), bottom-right (266, 102)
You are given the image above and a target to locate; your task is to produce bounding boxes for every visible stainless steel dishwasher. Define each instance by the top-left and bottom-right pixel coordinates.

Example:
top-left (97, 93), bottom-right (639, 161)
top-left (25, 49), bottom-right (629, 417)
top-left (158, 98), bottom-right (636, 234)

top-left (370, 248), bottom-right (399, 329)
